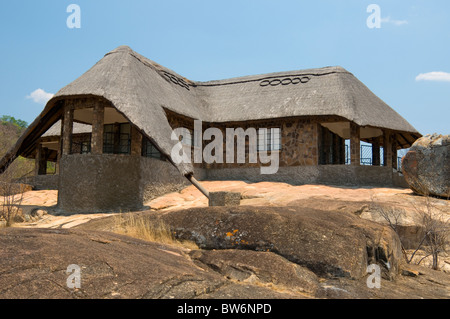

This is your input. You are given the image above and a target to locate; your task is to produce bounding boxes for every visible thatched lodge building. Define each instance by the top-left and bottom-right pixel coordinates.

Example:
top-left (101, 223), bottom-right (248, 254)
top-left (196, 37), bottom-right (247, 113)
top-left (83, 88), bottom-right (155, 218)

top-left (0, 46), bottom-right (421, 213)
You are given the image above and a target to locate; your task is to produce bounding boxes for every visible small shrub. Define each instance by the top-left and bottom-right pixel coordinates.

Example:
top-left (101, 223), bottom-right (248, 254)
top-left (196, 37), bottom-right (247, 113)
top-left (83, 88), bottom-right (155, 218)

top-left (113, 213), bottom-right (198, 249)
top-left (371, 195), bottom-right (449, 270)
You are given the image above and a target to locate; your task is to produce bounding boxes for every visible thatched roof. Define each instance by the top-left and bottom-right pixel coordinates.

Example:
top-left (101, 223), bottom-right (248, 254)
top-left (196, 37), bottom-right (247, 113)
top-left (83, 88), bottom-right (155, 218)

top-left (42, 120), bottom-right (92, 137)
top-left (195, 68), bottom-right (419, 134)
top-left (0, 45), bottom-right (420, 175)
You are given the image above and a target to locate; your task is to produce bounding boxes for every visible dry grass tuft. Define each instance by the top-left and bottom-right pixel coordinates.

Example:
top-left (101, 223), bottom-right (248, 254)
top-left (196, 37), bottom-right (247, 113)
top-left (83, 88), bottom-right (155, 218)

top-left (113, 213), bottom-right (198, 250)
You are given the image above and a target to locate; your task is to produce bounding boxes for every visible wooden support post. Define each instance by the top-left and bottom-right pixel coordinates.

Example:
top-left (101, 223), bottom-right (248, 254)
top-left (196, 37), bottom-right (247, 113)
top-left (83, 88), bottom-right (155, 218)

top-left (91, 101), bottom-right (104, 154)
top-left (350, 122), bottom-right (360, 166)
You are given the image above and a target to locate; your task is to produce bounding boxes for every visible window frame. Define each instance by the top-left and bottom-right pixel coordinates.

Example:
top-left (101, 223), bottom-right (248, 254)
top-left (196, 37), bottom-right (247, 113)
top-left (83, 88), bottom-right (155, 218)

top-left (103, 123), bottom-right (131, 155)
top-left (142, 137), bottom-right (165, 161)
top-left (257, 127), bottom-right (281, 152)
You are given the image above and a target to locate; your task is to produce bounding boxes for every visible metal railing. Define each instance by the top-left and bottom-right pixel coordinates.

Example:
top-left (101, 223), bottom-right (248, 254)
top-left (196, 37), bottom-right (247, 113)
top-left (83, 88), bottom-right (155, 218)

top-left (360, 144), bottom-right (373, 166)
top-left (344, 144), bottom-right (402, 172)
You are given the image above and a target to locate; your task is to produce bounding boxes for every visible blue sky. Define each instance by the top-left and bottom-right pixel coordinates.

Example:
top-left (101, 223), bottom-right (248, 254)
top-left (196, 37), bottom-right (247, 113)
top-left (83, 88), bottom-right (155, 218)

top-left (0, 0), bottom-right (448, 136)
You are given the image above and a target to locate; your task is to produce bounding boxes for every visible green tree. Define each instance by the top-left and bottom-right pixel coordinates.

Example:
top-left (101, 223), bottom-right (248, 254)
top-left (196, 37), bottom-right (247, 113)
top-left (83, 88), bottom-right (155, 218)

top-left (1, 115), bottom-right (28, 131)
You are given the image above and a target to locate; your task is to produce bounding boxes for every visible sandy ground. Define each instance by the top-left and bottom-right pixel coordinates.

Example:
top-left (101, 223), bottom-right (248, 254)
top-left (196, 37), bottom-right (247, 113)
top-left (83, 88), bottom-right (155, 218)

top-left (4, 181), bottom-right (449, 229)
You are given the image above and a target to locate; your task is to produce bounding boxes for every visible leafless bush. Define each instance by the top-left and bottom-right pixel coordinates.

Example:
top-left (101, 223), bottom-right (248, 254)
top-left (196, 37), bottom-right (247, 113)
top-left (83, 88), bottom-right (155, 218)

top-left (369, 197), bottom-right (409, 261)
top-left (0, 160), bottom-right (31, 227)
top-left (369, 198), bottom-right (404, 234)
top-left (370, 195), bottom-right (449, 270)
top-left (411, 196), bottom-right (449, 270)
top-left (0, 120), bottom-right (34, 227)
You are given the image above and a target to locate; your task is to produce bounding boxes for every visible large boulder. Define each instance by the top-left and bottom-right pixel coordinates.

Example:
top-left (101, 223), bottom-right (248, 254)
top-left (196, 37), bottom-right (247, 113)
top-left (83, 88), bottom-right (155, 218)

top-left (0, 228), bottom-right (303, 299)
top-left (157, 206), bottom-right (404, 280)
top-left (190, 249), bottom-right (320, 296)
top-left (402, 134), bottom-right (450, 198)
top-left (3, 221), bottom-right (449, 299)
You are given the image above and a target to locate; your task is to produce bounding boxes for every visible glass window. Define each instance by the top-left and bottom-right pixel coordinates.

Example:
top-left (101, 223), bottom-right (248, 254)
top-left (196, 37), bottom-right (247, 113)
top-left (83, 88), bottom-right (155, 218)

top-left (81, 140), bottom-right (91, 154)
top-left (258, 128), bottom-right (281, 151)
top-left (103, 123), bottom-right (131, 155)
top-left (142, 138), bottom-right (164, 160)
top-left (71, 134), bottom-right (91, 154)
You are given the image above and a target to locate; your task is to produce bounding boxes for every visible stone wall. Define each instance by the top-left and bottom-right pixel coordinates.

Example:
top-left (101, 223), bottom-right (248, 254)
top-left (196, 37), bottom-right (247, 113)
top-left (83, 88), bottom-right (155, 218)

top-left (166, 111), bottom-right (321, 168)
top-left (203, 165), bottom-right (407, 188)
top-left (281, 119), bottom-right (318, 166)
top-left (18, 175), bottom-right (59, 190)
top-left (58, 154), bottom-right (142, 213)
top-left (139, 156), bottom-right (190, 203)
top-left (57, 154), bottom-right (196, 214)
top-left (33, 175), bottom-right (59, 190)
top-left (51, 154), bottom-right (408, 215)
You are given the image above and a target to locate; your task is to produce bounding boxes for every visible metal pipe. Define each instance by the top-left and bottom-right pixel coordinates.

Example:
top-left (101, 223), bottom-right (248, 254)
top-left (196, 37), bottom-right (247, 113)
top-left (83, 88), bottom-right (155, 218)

top-left (186, 174), bottom-right (209, 199)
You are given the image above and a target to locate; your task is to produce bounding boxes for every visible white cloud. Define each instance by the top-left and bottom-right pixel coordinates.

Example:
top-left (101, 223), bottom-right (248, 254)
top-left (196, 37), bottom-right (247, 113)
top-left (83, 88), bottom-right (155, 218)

top-left (381, 16), bottom-right (408, 26)
top-left (415, 72), bottom-right (450, 82)
top-left (26, 88), bottom-right (54, 105)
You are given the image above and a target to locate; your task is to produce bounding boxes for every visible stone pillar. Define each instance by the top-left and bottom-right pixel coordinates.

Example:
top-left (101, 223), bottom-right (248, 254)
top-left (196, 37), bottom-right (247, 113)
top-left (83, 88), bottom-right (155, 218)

top-left (35, 143), bottom-right (48, 176)
top-left (339, 136), bottom-right (346, 165)
top-left (56, 137), bottom-right (61, 174)
top-left (383, 130), bottom-right (393, 168)
top-left (91, 102), bottom-right (104, 154)
top-left (35, 143), bottom-right (42, 175)
top-left (40, 148), bottom-right (48, 175)
top-left (350, 122), bottom-right (360, 166)
top-left (209, 192), bottom-right (241, 206)
top-left (311, 122), bottom-right (319, 165)
top-left (333, 134), bottom-right (343, 164)
top-left (372, 137), bottom-right (381, 166)
top-left (35, 143), bottom-right (40, 175)
top-left (392, 135), bottom-right (398, 170)
top-left (130, 125), bottom-right (143, 156)
top-left (62, 104), bottom-right (74, 155)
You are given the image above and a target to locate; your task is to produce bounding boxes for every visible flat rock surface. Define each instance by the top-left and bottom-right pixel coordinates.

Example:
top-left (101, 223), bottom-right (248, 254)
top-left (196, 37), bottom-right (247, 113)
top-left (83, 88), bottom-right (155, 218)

top-left (1, 227), bottom-right (448, 299)
top-left (0, 228), bottom-right (304, 299)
